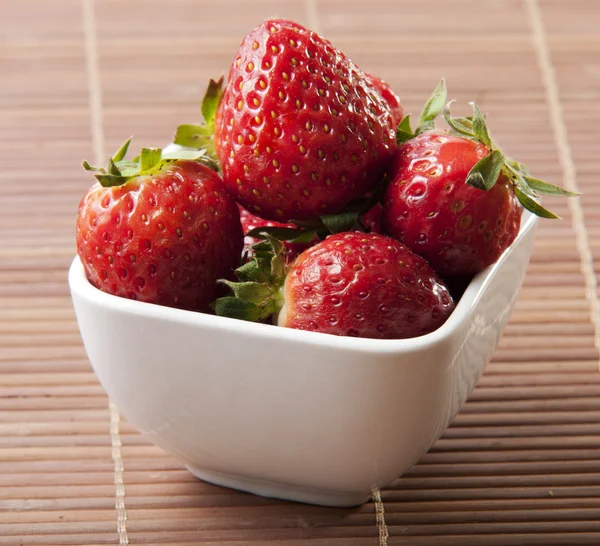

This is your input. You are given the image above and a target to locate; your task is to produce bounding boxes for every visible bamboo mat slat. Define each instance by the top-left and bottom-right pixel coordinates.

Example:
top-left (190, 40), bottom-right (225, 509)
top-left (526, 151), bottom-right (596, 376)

top-left (1, 0), bottom-right (599, 544)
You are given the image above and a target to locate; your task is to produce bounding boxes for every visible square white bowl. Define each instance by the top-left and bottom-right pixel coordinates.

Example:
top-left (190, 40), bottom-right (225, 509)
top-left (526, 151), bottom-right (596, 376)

top-left (69, 212), bottom-right (537, 507)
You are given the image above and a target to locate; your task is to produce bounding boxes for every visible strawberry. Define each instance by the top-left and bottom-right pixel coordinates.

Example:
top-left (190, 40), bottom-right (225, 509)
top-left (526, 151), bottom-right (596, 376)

top-left (238, 205), bottom-right (314, 262)
top-left (177, 19), bottom-right (397, 222)
top-left (216, 232), bottom-right (454, 340)
top-left (77, 139), bottom-right (243, 311)
top-left (365, 73), bottom-right (404, 128)
top-left (384, 87), bottom-right (579, 278)
top-left (384, 132), bottom-right (523, 277)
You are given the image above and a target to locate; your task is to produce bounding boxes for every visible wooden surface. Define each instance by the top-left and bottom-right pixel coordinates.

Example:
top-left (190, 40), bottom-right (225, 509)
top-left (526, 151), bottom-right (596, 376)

top-left (1, 0), bottom-right (599, 544)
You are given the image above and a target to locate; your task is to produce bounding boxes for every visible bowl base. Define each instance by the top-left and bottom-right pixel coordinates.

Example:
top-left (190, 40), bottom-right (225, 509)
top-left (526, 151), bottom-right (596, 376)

top-left (186, 465), bottom-right (371, 507)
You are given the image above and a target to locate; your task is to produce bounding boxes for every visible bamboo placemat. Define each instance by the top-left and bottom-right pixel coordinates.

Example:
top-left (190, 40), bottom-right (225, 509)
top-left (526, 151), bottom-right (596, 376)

top-left (1, 0), bottom-right (599, 544)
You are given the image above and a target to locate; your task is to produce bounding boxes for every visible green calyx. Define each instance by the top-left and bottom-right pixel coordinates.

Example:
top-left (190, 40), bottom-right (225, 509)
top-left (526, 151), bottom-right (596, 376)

top-left (173, 76), bottom-right (224, 161)
top-left (394, 80), bottom-right (579, 218)
top-left (83, 137), bottom-right (217, 188)
top-left (396, 78), bottom-right (447, 144)
top-left (215, 234), bottom-right (288, 322)
top-left (442, 101), bottom-right (579, 218)
top-left (241, 178), bottom-right (387, 243)
top-left (214, 179), bottom-right (387, 323)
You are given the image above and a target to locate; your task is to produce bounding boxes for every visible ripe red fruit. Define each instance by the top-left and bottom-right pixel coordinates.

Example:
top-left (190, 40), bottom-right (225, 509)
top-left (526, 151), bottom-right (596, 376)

top-left (216, 232), bottom-right (454, 340)
top-left (384, 132), bottom-right (522, 277)
top-left (77, 141), bottom-right (243, 311)
top-left (384, 96), bottom-right (578, 278)
top-left (212, 19), bottom-right (397, 221)
top-left (280, 233), bottom-right (454, 338)
top-left (365, 73), bottom-right (404, 128)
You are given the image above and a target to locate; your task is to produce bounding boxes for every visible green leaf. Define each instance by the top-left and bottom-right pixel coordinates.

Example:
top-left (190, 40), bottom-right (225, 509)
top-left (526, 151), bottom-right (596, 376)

top-left (246, 233), bottom-right (287, 283)
top-left (214, 297), bottom-right (263, 322)
top-left (396, 114), bottom-right (414, 144)
top-left (443, 102), bottom-right (475, 137)
top-left (466, 172), bottom-right (485, 191)
top-left (470, 102), bottom-right (492, 148)
top-left (447, 119), bottom-right (474, 138)
top-left (452, 117), bottom-right (474, 132)
top-left (112, 137), bottom-right (133, 162)
top-left (84, 136), bottom-right (221, 187)
top-left (261, 233), bottom-right (286, 279)
top-left (245, 226), bottom-right (307, 241)
top-left (245, 226), bottom-right (316, 245)
top-left (139, 148), bottom-right (162, 172)
top-left (438, 98), bottom-right (577, 219)
top-left (216, 231), bottom-right (293, 323)
top-left (514, 186), bottom-right (561, 219)
top-left (397, 114), bottom-right (413, 134)
top-left (320, 211), bottom-right (360, 234)
top-left (173, 124), bottom-right (217, 160)
top-left (502, 163), bottom-right (537, 197)
top-left (396, 131), bottom-right (414, 144)
top-left (514, 176), bottom-right (537, 198)
top-left (219, 280), bottom-right (272, 304)
top-left (465, 149), bottom-right (505, 191)
top-left (234, 261), bottom-right (261, 283)
top-left (507, 159), bottom-right (529, 175)
top-left (115, 160), bottom-right (139, 175)
top-left (95, 174), bottom-right (130, 187)
top-left (291, 230), bottom-right (317, 244)
top-left (260, 232), bottom-right (285, 257)
top-left (174, 123), bottom-right (213, 146)
top-left (418, 78), bottom-right (447, 131)
top-left (161, 148), bottom-right (205, 161)
top-left (108, 158), bottom-right (122, 176)
top-left (201, 76), bottom-right (224, 126)
top-left (161, 148), bottom-right (219, 171)
top-left (82, 161), bottom-right (101, 172)
top-left (251, 240), bottom-right (275, 255)
top-left (288, 219), bottom-right (321, 231)
top-left (523, 176), bottom-right (580, 197)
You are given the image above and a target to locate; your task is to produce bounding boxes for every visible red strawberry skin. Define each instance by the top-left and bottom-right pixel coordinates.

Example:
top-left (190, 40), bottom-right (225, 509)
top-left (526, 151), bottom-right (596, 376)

top-left (76, 161), bottom-right (243, 311)
top-left (214, 19), bottom-right (397, 222)
top-left (383, 132), bottom-right (522, 278)
top-left (238, 205), bottom-right (313, 261)
top-left (360, 202), bottom-right (383, 234)
top-left (278, 232), bottom-right (454, 339)
top-left (365, 73), bottom-right (404, 128)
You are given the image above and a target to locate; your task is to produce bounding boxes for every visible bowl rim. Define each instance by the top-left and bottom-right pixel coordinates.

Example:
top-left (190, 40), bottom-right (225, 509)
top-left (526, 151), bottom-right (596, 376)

top-left (69, 212), bottom-right (537, 355)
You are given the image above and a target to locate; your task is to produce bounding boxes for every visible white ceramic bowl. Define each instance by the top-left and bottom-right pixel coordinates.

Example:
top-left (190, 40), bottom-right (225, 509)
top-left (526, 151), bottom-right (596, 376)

top-left (69, 212), bottom-right (537, 507)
